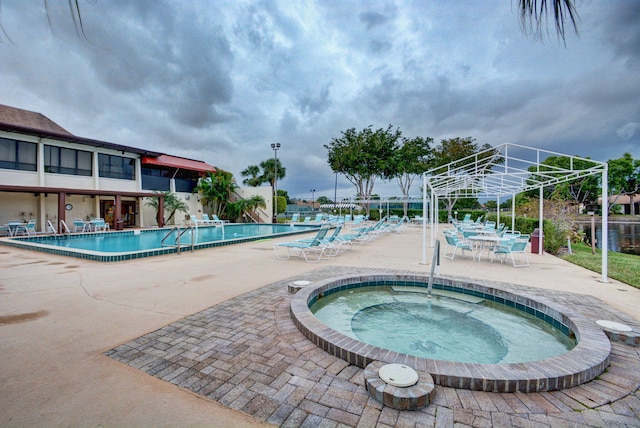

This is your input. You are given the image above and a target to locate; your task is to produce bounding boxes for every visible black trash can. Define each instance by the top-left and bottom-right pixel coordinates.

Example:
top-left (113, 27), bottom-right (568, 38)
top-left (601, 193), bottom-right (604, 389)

top-left (531, 228), bottom-right (543, 254)
top-left (115, 220), bottom-right (124, 231)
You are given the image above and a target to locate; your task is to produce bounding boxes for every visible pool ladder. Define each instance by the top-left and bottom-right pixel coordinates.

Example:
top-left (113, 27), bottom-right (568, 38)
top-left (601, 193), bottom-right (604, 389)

top-left (161, 226), bottom-right (196, 254)
top-left (427, 239), bottom-right (440, 298)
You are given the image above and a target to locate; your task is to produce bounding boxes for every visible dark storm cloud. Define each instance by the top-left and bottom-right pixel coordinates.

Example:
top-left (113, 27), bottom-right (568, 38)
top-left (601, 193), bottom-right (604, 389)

top-left (600, 1), bottom-right (640, 68)
top-left (1, 0), bottom-right (638, 200)
top-left (359, 10), bottom-right (390, 29)
top-left (80, 1), bottom-right (234, 128)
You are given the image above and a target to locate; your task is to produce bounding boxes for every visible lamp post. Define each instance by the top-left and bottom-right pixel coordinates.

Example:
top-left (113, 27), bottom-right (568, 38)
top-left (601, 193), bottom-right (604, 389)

top-left (310, 189), bottom-right (316, 213)
top-left (271, 143), bottom-right (281, 223)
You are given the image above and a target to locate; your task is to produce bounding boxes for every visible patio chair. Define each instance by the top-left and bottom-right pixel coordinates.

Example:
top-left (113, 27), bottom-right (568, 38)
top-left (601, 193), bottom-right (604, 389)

top-left (443, 232), bottom-right (475, 260)
top-left (92, 218), bottom-right (109, 232)
top-left (201, 214), bottom-right (214, 224)
top-left (295, 225), bottom-right (348, 256)
top-left (211, 214), bottom-right (228, 224)
top-left (15, 220), bottom-right (37, 236)
top-left (273, 226), bottom-right (330, 262)
top-left (312, 213), bottom-right (324, 223)
top-left (462, 213), bottom-right (472, 223)
top-left (190, 214), bottom-right (206, 226)
top-left (73, 218), bottom-right (89, 232)
top-left (286, 213), bottom-right (300, 223)
top-left (491, 239), bottom-right (529, 267)
top-left (462, 229), bottom-right (478, 239)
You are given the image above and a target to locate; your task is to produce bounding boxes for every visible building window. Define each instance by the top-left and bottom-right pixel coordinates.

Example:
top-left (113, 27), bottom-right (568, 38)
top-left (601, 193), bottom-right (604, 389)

top-left (98, 154), bottom-right (135, 180)
top-left (44, 145), bottom-right (93, 176)
top-left (0, 137), bottom-right (37, 171)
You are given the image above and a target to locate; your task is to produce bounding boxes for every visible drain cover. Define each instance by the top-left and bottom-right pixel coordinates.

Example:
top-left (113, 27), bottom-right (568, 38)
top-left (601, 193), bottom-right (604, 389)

top-left (596, 320), bottom-right (633, 332)
top-left (378, 364), bottom-right (419, 387)
top-left (292, 280), bottom-right (311, 287)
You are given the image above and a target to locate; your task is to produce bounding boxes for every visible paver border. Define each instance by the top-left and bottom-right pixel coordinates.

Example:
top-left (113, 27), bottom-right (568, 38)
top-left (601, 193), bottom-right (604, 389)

top-left (291, 273), bottom-right (612, 392)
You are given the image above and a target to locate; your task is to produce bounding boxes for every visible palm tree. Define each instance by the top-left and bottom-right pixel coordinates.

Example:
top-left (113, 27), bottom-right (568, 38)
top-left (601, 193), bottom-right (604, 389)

top-left (145, 191), bottom-right (188, 225)
top-left (518, 0), bottom-right (579, 43)
top-left (259, 158), bottom-right (286, 190)
top-left (227, 195), bottom-right (267, 222)
top-left (246, 194), bottom-right (267, 216)
top-left (241, 165), bottom-right (263, 187)
top-left (194, 169), bottom-right (238, 217)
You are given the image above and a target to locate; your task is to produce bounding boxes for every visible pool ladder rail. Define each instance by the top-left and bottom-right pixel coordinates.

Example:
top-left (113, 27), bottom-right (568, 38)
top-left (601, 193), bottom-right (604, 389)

top-left (427, 239), bottom-right (440, 298)
top-left (161, 226), bottom-right (196, 254)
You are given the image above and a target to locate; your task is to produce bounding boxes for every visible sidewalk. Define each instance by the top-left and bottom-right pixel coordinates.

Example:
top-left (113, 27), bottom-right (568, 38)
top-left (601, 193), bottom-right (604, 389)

top-left (1, 224), bottom-right (639, 427)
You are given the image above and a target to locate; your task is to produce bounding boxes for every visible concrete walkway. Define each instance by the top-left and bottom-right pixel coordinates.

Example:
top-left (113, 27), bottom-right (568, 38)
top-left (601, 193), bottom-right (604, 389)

top-left (1, 224), bottom-right (639, 427)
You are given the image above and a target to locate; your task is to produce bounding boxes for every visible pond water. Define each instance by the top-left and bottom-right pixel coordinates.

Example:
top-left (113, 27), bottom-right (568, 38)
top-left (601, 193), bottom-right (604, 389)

top-left (580, 222), bottom-right (640, 255)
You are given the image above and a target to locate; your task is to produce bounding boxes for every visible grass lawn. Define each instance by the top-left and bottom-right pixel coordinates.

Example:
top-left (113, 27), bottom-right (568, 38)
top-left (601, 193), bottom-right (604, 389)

top-left (562, 242), bottom-right (640, 289)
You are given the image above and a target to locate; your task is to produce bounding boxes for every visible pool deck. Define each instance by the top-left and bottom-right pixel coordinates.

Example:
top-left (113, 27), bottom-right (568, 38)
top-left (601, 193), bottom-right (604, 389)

top-left (1, 224), bottom-right (639, 427)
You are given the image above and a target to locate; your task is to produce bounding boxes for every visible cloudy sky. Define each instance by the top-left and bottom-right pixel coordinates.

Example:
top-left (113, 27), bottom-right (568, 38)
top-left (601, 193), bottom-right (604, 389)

top-left (1, 0), bottom-right (639, 201)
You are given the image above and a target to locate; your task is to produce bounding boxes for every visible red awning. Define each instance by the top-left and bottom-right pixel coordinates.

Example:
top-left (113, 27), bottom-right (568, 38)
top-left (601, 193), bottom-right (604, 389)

top-left (141, 155), bottom-right (216, 174)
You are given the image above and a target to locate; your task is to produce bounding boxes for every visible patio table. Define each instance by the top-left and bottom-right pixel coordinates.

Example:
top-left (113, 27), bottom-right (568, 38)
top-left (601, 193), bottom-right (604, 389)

top-left (467, 235), bottom-right (509, 261)
top-left (5, 221), bottom-right (24, 237)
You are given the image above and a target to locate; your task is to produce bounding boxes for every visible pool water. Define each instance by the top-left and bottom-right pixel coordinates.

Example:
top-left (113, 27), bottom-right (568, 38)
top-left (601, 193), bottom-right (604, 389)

top-left (3, 223), bottom-right (317, 261)
top-left (34, 224), bottom-right (308, 252)
top-left (310, 286), bottom-right (576, 364)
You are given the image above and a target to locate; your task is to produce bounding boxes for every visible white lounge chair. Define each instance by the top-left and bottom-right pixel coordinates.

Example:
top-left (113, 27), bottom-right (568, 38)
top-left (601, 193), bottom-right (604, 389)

top-left (286, 213), bottom-right (300, 224)
top-left (211, 214), bottom-right (228, 224)
top-left (295, 225), bottom-right (349, 256)
top-left (190, 214), bottom-right (206, 226)
top-left (273, 227), bottom-right (330, 262)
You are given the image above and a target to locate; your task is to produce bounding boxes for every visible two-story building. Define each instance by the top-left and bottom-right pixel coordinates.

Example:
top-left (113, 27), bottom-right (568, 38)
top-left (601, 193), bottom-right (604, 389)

top-left (0, 104), bottom-right (217, 233)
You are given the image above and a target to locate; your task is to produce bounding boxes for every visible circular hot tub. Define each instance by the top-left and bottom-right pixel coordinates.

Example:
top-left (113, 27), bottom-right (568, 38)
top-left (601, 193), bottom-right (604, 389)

top-left (290, 273), bottom-right (611, 393)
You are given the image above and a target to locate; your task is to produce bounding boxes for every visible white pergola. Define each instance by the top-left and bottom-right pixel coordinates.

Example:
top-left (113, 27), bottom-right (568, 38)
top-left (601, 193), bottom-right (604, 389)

top-left (421, 143), bottom-right (609, 282)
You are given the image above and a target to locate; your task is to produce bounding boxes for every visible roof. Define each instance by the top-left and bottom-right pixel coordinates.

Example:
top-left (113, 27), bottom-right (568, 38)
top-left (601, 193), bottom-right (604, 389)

top-left (141, 154), bottom-right (215, 174)
top-left (0, 104), bottom-right (73, 135)
top-left (0, 104), bottom-right (162, 157)
top-left (424, 143), bottom-right (607, 198)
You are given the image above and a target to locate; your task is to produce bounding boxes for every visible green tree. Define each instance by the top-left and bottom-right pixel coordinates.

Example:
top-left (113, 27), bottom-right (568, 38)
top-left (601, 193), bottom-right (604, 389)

top-left (240, 165), bottom-right (262, 187)
top-left (259, 158), bottom-right (286, 190)
top-left (608, 153), bottom-right (640, 215)
top-left (387, 136), bottom-right (434, 216)
top-left (526, 155), bottom-right (601, 210)
top-left (277, 189), bottom-right (290, 204)
top-left (227, 194), bottom-right (266, 222)
top-left (145, 191), bottom-right (188, 225)
top-left (430, 137), bottom-right (496, 218)
top-left (316, 195), bottom-right (333, 205)
top-left (195, 169), bottom-right (238, 218)
top-left (325, 125), bottom-right (401, 215)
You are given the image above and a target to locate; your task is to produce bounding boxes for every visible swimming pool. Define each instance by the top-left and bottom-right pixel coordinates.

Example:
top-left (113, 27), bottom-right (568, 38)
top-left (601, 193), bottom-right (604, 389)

top-left (2, 223), bottom-right (318, 262)
top-left (290, 273), bottom-right (611, 392)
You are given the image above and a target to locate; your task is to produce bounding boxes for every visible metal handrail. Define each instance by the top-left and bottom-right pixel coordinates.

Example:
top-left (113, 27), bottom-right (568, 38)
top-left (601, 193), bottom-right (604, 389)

top-left (427, 239), bottom-right (440, 298)
top-left (161, 226), bottom-right (196, 254)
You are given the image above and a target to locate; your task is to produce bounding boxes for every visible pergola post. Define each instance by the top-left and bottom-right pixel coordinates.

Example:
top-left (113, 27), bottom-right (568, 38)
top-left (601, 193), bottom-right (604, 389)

top-left (511, 193), bottom-right (516, 232)
top-left (539, 186), bottom-right (544, 255)
top-left (422, 174), bottom-right (428, 264)
top-left (601, 166), bottom-right (609, 282)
